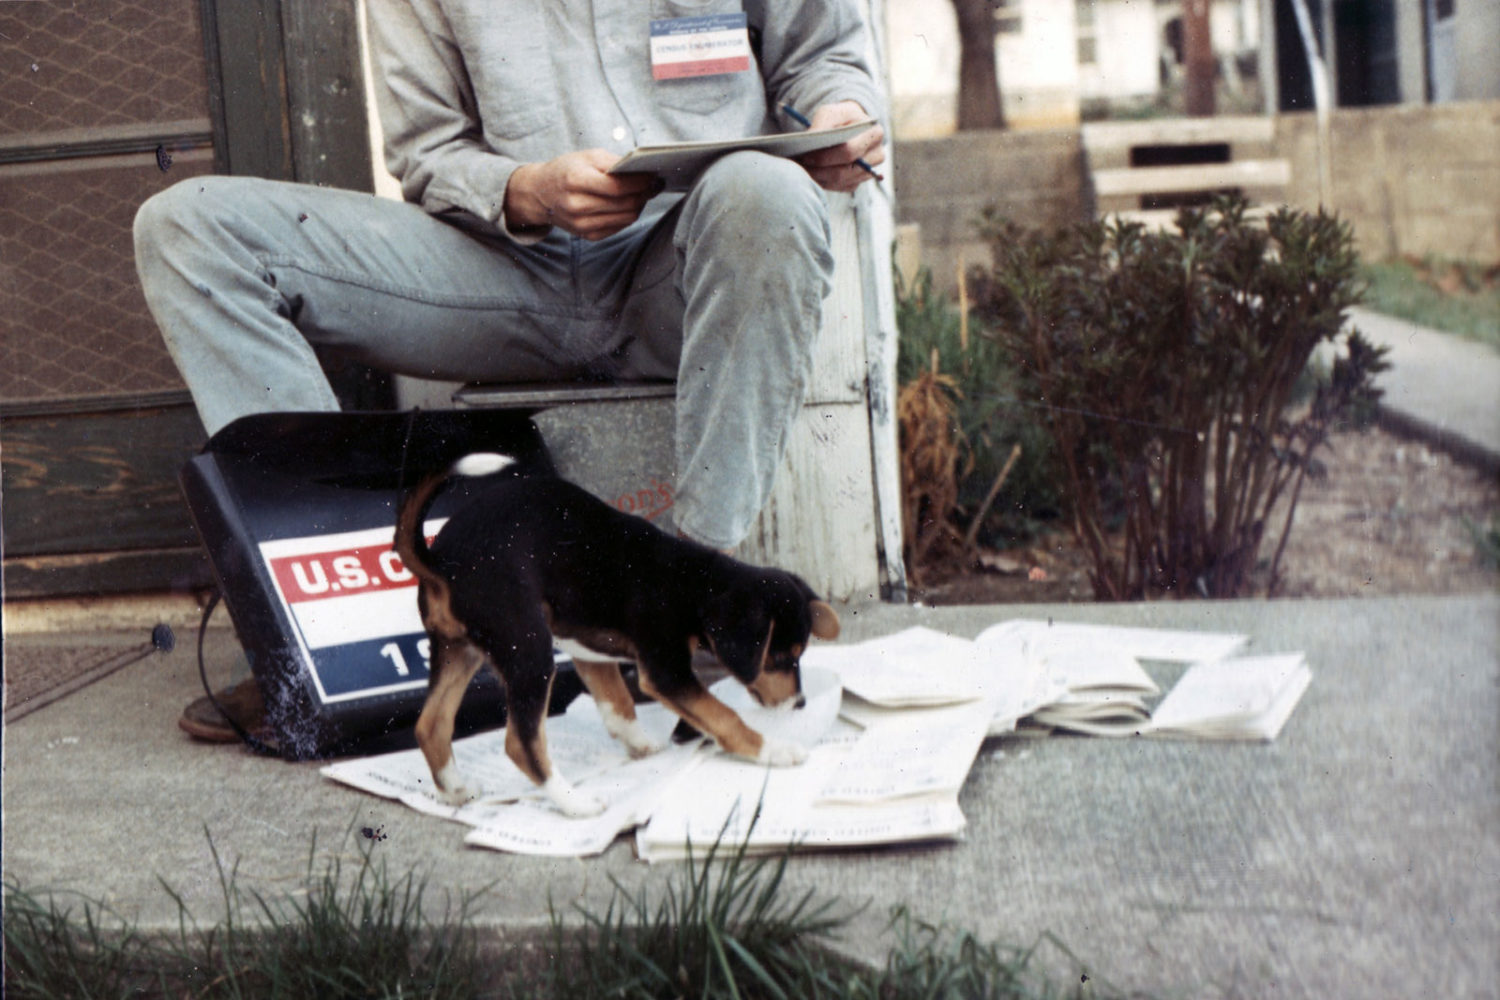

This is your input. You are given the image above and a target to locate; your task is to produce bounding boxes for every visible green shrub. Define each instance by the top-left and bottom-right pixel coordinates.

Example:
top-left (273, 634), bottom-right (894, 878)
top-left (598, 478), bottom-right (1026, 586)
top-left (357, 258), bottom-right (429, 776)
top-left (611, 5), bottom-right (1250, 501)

top-left (968, 196), bottom-right (1388, 599)
top-left (1468, 513), bottom-right (1500, 570)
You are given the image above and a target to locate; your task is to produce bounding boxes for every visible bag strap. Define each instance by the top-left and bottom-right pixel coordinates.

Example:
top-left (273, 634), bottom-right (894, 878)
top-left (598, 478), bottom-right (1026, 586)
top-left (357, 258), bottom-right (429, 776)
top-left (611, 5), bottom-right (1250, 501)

top-left (195, 590), bottom-right (280, 757)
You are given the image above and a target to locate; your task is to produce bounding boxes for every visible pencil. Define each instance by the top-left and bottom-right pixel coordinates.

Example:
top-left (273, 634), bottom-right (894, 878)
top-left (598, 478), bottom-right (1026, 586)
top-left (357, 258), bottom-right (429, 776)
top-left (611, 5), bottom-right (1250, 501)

top-left (781, 104), bottom-right (884, 182)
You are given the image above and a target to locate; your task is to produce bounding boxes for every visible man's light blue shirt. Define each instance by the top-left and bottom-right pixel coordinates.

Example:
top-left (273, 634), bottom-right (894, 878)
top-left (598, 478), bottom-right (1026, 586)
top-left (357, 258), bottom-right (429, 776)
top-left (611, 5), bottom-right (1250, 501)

top-left (366, 0), bottom-right (885, 241)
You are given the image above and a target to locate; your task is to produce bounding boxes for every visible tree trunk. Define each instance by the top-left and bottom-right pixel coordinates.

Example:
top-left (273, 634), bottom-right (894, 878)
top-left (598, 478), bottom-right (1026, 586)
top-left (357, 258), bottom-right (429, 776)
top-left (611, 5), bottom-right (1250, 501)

top-left (1183, 0), bottom-right (1216, 115)
top-left (951, 0), bottom-right (1006, 129)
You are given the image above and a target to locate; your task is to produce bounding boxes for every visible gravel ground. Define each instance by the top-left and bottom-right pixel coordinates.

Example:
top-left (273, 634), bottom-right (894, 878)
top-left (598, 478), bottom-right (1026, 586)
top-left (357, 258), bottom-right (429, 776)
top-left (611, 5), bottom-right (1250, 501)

top-left (912, 423), bottom-right (1500, 605)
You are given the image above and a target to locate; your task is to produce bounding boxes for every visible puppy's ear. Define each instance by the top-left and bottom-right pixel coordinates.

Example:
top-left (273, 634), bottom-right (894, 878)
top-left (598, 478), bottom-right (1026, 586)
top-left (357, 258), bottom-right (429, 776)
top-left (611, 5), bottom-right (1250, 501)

top-left (707, 622), bottom-right (774, 684)
top-left (703, 593), bottom-right (772, 684)
top-left (808, 599), bottom-right (840, 640)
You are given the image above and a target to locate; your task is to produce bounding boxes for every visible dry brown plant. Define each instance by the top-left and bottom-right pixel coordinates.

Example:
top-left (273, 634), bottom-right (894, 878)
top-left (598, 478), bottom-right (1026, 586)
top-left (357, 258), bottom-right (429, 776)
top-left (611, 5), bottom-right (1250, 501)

top-left (898, 349), bottom-right (967, 580)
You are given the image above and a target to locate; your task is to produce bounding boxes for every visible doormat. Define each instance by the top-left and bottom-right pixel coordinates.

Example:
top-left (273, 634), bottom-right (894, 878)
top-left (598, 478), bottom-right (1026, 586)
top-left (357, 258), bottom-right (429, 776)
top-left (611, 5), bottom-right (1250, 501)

top-left (4, 628), bottom-right (173, 723)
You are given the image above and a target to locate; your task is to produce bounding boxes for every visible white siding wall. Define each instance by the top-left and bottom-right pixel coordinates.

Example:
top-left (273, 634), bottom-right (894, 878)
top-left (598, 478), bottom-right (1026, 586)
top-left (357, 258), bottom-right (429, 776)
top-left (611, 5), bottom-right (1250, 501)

top-left (1078, 2), bottom-right (1161, 101)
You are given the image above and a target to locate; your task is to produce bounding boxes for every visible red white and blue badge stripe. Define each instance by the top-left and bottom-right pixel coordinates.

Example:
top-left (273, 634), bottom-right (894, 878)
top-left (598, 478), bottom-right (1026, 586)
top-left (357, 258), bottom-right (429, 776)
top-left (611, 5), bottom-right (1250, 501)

top-left (649, 12), bottom-right (751, 80)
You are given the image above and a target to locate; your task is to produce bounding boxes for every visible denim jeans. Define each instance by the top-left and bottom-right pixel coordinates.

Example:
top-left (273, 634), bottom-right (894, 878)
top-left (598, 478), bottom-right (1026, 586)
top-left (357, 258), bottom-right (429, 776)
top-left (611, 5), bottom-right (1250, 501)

top-left (133, 151), bottom-right (835, 549)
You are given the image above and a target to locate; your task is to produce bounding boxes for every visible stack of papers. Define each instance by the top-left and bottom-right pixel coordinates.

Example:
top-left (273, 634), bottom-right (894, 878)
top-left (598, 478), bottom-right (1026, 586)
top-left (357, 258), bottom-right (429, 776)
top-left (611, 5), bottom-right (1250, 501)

top-left (805, 620), bottom-right (1309, 742)
top-left (1024, 645), bottom-right (1159, 736)
top-left (323, 620), bottom-right (1311, 859)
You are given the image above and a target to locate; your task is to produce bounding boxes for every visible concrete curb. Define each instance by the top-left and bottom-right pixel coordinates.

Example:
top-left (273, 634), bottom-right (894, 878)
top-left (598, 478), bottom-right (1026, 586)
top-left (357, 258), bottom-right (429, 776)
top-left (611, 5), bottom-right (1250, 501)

top-left (1377, 404), bottom-right (1500, 475)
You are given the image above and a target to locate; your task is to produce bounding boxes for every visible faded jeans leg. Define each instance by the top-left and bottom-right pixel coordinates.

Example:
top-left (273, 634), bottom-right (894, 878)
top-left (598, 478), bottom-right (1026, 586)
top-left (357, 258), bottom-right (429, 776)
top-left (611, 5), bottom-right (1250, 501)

top-left (133, 175), bottom-right (586, 436)
top-left (615, 152), bottom-right (834, 550)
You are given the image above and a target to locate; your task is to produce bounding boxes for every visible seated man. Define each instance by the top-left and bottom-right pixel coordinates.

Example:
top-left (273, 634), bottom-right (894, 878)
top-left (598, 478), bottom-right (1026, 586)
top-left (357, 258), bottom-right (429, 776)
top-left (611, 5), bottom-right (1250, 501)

top-left (134, 0), bottom-right (885, 740)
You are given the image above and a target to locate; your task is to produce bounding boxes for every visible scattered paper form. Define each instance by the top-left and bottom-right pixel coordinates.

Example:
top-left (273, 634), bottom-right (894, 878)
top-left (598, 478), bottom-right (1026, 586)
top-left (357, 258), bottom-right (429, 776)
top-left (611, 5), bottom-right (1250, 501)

top-left (636, 696), bottom-right (995, 862)
top-left (323, 695), bottom-right (703, 856)
top-left (972, 620), bottom-right (1259, 738)
top-left (817, 698), bottom-right (998, 804)
top-left (1147, 653), bottom-right (1312, 741)
top-left (974, 618), bottom-right (1250, 667)
top-left (323, 619), bottom-right (1310, 859)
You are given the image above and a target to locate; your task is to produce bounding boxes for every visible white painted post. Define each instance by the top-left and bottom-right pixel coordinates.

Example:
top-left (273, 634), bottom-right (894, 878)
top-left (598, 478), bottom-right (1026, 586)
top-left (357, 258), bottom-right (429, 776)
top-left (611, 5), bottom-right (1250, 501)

top-left (740, 0), bottom-right (907, 602)
top-left (857, 191), bottom-right (908, 602)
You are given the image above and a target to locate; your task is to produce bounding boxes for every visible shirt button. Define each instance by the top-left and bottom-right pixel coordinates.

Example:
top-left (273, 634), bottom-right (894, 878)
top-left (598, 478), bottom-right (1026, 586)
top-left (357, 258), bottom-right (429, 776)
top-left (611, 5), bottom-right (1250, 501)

top-left (612, 126), bottom-right (628, 142)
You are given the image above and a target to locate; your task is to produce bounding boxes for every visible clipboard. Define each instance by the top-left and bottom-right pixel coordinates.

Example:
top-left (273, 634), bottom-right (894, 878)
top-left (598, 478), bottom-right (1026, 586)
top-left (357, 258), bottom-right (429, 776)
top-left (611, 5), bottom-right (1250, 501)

top-left (609, 119), bottom-right (875, 190)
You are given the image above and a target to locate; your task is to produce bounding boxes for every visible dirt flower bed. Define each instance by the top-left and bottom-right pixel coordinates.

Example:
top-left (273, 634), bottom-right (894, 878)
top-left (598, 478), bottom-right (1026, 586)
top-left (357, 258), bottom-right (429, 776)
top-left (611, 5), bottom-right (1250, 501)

top-left (911, 424), bottom-right (1500, 605)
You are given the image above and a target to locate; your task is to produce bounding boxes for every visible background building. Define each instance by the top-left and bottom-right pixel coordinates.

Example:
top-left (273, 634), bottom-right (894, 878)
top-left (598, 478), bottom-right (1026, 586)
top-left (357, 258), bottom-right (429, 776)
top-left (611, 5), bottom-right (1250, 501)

top-left (886, 0), bottom-right (1500, 137)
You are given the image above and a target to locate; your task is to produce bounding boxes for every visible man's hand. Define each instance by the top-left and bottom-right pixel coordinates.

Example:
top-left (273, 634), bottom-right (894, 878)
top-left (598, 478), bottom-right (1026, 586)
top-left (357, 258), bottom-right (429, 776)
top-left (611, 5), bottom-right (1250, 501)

top-left (793, 100), bottom-right (886, 194)
top-left (505, 150), bottom-right (660, 240)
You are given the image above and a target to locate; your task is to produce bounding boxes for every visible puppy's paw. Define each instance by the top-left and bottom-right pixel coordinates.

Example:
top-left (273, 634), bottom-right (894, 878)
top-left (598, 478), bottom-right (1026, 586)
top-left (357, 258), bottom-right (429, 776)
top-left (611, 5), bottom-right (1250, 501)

top-left (622, 732), bottom-right (664, 759)
top-left (598, 707), bottom-right (663, 758)
top-left (755, 738), bottom-right (808, 768)
top-left (543, 775), bottom-right (607, 818)
top-left (437, 785), bottom-right (480, 807)
top-left (433, 762), bottom-right (480, 806)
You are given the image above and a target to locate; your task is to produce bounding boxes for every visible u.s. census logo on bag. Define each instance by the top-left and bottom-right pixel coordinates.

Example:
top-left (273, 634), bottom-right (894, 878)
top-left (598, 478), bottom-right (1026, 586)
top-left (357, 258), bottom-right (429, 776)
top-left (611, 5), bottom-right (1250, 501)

top-left (259, 521), bottom-right (447, 704)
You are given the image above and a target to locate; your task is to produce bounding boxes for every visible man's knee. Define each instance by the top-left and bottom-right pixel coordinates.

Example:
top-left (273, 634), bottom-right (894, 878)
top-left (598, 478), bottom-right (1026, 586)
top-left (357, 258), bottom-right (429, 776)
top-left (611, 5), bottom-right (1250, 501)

top-left (691, 151), bottom-right (829, 240)
top-left (134, 175), bottom-right (274, 259)
top-left (136, 176), bottom-right (214, 237)
top-left (135, 177), bottom-right (222, 272)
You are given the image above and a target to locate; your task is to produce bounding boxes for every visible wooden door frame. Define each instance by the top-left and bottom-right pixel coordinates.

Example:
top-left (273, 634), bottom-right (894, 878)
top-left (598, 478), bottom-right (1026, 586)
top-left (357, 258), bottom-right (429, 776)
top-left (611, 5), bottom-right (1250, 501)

top-left (202, 0), bottom-right (374, 191)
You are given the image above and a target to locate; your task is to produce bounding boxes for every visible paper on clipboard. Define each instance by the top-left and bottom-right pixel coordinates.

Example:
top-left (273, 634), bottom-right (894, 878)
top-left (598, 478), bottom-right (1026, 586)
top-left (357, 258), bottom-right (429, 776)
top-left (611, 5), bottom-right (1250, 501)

top-left (609, 120), bottom-right (875, 189)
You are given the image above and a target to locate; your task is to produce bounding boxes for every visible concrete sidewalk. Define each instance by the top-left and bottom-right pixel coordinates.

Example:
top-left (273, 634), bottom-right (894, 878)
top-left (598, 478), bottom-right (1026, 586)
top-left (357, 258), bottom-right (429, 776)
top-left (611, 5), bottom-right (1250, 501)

top-left (5, 594), bottom-right (1497, 998)
top-left (5, 306), bottom-right (1496, 995)
top-left (1348, 306), bottom-right (1500, 469)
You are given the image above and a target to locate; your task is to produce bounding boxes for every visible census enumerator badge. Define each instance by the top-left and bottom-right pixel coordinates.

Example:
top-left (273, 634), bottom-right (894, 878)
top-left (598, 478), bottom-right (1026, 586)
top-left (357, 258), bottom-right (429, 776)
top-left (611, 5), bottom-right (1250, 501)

top-left (650, 12), bottom-right (752, 80)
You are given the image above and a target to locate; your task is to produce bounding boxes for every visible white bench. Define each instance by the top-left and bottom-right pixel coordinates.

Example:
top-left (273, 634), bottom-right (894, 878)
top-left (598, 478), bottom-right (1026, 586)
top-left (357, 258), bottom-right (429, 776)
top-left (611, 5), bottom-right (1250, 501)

top-left (1083, 115), bottom-right (1291, 229)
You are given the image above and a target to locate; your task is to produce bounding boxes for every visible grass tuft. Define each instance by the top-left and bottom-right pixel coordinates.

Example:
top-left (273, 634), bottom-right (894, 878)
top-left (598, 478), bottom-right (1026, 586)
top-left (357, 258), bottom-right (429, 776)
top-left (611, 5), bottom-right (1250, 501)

top-left (540, 809), bottom-right (858, 999)
top-left (5, 818), bottom-right (1147, 999)
top-left (851, 906), bottom-right (1137, 999)
top-left (3, 882), bottom-right (168, 999)
top-left (4, 823), bottom-right (487, 1000)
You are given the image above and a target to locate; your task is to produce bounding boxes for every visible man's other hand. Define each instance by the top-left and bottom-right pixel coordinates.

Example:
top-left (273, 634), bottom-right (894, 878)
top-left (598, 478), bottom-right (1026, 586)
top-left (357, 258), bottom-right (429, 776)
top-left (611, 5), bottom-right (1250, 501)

top-left (506, 150), bottom-right (659, 240)
top-left (793, 101), bottom-right (885, 194)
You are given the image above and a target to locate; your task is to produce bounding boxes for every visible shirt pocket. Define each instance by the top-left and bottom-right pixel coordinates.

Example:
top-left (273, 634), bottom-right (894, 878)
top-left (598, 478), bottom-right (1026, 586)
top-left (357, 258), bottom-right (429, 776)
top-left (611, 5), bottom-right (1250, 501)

top-left (449, 3), bottom-right (557, 140)
top-left (649, 0), bottom-right (754, 115)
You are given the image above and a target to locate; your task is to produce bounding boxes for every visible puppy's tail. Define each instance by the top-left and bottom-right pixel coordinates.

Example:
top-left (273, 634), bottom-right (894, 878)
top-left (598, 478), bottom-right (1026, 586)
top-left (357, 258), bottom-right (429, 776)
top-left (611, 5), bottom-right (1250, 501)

top-left (451, 452), bottom-right (516, 478)
top-left (394, 452), bottom-right (517, 599)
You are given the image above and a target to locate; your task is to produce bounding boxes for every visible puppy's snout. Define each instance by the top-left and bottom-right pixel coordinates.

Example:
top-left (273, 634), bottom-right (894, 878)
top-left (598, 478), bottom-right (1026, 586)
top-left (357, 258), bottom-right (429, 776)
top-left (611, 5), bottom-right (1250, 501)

top-left (749, 668), bottom-right (802, 710)
top-left (793, 693), bottom-right (807, 710)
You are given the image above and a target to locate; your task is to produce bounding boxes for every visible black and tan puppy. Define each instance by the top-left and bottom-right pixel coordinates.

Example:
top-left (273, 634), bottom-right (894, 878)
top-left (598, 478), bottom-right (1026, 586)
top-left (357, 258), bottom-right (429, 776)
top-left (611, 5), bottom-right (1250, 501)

top-left (394, 454), bottom-right (840, 817)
